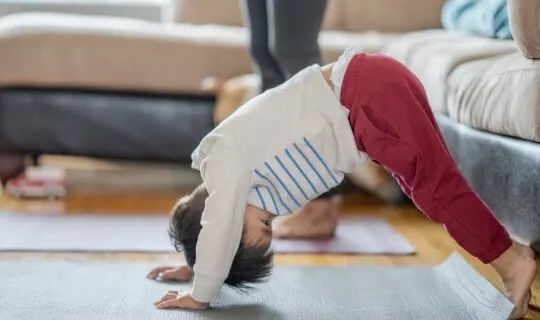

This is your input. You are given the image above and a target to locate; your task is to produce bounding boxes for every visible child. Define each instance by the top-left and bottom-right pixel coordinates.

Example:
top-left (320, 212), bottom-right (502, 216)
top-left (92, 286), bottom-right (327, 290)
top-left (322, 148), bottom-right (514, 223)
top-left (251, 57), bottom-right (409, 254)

top-left (148, 47), bottom-right (537, 319)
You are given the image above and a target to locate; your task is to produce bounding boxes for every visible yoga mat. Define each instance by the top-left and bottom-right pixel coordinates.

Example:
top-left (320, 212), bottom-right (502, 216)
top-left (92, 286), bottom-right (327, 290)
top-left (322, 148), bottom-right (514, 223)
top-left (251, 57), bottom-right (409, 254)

top-left (0, 253), bottom-right (514, 320)
top-left (0, 212), bottom-right (414, 254)
top-left (272, 216), bottom-right (415, 254)
top-left (0, 212), bottom-right (171, 252)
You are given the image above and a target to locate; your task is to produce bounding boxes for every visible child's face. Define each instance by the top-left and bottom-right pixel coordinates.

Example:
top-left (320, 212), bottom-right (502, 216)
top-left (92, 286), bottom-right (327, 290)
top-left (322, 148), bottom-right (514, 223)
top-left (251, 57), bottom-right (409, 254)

top-left (243, 205), bottom-right (274, 246)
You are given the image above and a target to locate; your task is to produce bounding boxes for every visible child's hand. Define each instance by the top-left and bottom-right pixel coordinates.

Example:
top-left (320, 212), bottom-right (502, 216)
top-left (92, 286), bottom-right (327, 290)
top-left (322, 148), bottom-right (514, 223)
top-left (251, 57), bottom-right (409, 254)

top-left (154, 291), bottom-right (209, 310)
top-left (147, 265), bottom-right (193, 282)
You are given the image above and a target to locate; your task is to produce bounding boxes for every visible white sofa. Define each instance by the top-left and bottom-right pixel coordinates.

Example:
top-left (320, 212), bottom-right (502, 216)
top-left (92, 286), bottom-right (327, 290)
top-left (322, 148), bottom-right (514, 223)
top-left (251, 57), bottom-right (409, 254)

top-left (2, 0), bottom-right (539, 142)
top-left (0, 0), bottom-right (445, 95)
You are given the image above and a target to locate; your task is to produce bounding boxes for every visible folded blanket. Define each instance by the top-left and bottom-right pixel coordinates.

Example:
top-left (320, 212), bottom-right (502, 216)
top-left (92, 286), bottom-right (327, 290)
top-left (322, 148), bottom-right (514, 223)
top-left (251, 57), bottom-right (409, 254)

top-left (442, 0), bottom-right (512, 39)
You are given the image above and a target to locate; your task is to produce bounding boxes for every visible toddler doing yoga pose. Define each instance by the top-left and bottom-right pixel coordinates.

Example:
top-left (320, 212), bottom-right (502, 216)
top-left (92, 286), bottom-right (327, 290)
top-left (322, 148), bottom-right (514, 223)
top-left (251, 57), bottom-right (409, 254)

top-left (148, 47), bottom-right (537, 319)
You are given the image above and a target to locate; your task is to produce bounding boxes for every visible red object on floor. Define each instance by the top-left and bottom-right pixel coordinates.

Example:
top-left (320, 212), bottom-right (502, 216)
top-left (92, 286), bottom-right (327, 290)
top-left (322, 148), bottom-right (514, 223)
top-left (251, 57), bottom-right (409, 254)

top-left (4, 172), bottom-right (66, 199)
top-left (340, 53), bottom-right (512, 263)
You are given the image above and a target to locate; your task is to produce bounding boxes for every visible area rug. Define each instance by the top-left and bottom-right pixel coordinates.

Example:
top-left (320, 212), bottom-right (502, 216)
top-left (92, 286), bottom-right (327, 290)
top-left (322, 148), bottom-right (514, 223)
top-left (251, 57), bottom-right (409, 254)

top-left (0, 212), bottom-right (414, 254)
top-left (272, 216), bottom-right (415, 254)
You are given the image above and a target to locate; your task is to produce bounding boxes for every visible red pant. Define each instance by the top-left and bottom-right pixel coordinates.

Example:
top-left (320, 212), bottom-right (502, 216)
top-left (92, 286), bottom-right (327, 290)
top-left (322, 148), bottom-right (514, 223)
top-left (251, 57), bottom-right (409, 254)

top-left (341, 53), bottom-right (511, 263)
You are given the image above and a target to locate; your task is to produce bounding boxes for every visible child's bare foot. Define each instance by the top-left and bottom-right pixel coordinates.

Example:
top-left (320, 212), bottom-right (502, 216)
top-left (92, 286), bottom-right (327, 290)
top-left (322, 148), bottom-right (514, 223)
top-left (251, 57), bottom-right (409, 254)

top-left (491, 242), bottom-right (537, 319)
top-left (273, 197), bottom-right (339, 239)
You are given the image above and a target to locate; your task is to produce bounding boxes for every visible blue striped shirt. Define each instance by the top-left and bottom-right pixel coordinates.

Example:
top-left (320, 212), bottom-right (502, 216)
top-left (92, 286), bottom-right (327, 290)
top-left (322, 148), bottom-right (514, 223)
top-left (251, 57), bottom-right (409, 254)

top-left (247, 137), bottom-right (344, 215)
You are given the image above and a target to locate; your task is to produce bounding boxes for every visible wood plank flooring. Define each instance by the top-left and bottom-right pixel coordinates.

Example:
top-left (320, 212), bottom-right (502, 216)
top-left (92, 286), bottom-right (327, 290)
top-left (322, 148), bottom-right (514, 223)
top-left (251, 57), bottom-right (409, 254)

top-left (1, 168), bottom-right (538, 319)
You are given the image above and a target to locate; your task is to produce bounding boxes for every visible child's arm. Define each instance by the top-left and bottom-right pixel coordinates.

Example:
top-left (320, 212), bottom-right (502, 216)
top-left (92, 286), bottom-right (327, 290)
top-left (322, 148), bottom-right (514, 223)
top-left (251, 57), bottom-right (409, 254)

top-left (156, 149), bottom-right (252, 309)
top-left (191, 153), bottom-right (252, 301)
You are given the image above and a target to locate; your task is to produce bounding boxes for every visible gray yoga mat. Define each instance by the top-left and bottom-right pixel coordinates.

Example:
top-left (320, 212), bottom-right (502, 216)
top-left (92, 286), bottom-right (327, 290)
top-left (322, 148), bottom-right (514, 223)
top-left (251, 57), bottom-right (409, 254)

top-left (0, 253), bottom-right (514, 320)
top-left (0, 212), bottom-right (414, 254)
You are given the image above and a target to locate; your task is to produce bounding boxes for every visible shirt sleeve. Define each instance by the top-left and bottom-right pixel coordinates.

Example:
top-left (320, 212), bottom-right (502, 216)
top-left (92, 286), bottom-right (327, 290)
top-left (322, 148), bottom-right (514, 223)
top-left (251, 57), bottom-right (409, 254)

top-left (190, 151), bottom-right (252, 303)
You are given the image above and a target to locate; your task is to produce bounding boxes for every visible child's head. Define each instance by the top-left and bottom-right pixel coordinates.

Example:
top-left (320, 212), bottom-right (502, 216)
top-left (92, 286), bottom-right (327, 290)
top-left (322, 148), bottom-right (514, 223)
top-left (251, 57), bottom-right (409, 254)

top-left (168, 184), bottom-right (274, 289)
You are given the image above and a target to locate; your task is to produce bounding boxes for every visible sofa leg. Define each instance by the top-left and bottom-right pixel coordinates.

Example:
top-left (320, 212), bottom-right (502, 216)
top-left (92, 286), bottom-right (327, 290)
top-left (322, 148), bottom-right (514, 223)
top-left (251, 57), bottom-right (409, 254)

top-left (0, 154), bottom-right (26, 186)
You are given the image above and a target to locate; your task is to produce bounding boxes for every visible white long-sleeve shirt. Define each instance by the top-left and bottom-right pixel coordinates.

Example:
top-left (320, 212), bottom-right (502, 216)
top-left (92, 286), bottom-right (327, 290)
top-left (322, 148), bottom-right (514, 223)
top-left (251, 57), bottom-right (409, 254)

top-left (190, 52), bottom-right (365, 303)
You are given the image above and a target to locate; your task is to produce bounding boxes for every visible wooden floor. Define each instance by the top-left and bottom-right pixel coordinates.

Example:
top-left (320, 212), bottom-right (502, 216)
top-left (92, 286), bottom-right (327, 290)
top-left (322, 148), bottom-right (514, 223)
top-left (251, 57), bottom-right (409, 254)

top-left (1, 166), bottom-right (539, 319)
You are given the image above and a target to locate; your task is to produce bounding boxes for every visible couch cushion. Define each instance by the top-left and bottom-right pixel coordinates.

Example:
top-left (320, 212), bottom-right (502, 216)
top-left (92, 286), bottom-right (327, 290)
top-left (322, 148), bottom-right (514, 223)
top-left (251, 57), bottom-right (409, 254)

top-left (174, 0), bottom-right (445, 32)
top-left (382, 30), bottom-right (517, 113)
top-left (0, 13), bottom-right (396, 95)
top-left (172, 0), bottom-right (244, 26)
top-left (447, 53), bottom-right (540, 142)
top-left (320, 31), bottom-right (398, 61)
top-left (508, 0), bottom-right (540, 59)
top-left (173, 0), bottom-right (345, 30)
top-left (0, 13), bottom-right (252, 94)
top-left (343, 0), bottom-right (446, 33)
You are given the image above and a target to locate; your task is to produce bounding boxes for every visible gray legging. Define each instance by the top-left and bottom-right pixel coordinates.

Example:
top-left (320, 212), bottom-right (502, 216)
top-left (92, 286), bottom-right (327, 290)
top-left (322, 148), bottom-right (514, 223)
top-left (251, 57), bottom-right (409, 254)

top-left (242, 0), bottom-right (340, 199)
top-left (241, 0), bottom-right (327, 92)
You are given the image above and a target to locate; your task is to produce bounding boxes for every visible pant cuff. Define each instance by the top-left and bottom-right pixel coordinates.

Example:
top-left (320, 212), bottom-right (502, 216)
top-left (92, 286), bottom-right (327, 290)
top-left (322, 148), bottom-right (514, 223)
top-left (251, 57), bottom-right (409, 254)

top-left (477, 233), bottom-right (512, 263)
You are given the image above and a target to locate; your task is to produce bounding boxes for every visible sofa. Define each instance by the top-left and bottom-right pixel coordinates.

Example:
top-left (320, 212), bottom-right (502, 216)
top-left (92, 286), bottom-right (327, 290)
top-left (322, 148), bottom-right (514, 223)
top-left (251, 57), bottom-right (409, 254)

top-left (0, 0), bottom-right (444, 161)
top-left (0, 0), bottom-right (538, 252)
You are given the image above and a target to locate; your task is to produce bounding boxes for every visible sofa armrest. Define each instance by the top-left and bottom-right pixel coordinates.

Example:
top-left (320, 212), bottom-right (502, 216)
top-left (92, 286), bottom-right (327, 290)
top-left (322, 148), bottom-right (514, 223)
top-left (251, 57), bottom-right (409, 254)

top-left (0, 13), bottom-right (252, 94)
top-left (509, 0), bottom-right (540, 59)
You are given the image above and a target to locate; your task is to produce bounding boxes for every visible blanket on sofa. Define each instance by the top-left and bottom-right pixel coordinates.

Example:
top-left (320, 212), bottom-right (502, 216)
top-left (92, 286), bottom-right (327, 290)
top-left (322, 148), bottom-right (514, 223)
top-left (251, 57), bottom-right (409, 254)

top-left (442, 0), bottom-right (512, 39)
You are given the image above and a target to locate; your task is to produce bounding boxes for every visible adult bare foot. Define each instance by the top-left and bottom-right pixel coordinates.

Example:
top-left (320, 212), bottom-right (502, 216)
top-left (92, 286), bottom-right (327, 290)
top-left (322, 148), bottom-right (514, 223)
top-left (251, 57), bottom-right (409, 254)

top-left (491, 242), bottom-right (537, 319)
top-left (0, 154), bottom-right (25, 186)
top-left (273, 197), bottom-right (340, 239)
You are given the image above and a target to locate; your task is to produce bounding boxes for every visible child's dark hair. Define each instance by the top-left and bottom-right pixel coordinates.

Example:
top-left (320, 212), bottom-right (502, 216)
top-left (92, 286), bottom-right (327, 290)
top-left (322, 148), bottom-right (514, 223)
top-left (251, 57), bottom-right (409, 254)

top-left (168, 184), bottom-right (273, 290)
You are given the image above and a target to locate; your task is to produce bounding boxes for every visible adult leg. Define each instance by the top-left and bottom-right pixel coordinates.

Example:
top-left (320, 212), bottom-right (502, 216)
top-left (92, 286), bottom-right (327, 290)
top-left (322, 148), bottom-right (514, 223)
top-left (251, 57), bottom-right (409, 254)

top-left (241, 0), bottom-right (284, 91)
top-left (270, 0), bottom-right (338, 202)
top-left (266, 0), bottom-right (343, 238)
top-left (268, 0), bottom-right (327, 79)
